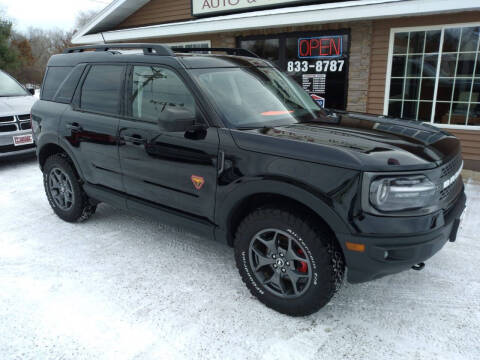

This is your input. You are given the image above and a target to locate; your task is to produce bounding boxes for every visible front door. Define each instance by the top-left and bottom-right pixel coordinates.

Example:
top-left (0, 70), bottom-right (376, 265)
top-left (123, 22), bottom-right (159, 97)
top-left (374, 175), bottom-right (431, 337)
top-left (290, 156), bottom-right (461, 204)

top-left (119, 65), bottom-right (219, 221)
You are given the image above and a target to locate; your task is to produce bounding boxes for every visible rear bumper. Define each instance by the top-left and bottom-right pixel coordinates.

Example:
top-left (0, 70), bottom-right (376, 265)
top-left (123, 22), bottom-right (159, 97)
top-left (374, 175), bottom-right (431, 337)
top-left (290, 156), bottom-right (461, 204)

top-left (339, 190), bottom-right (467, 284)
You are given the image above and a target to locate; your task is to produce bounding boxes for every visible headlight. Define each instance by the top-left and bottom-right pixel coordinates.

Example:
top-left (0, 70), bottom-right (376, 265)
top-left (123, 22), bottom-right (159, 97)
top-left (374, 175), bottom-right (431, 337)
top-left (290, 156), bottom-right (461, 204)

top-left (369, 175), bottom-right (436, 212)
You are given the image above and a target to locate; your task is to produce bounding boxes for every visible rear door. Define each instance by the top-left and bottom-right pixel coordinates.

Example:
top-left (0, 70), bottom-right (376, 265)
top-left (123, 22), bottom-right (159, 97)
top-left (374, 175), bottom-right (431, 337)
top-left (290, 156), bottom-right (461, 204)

top-left (118, 64), bottom-right (219, 221)
top-left (60, 64), bottom-right (125, 191)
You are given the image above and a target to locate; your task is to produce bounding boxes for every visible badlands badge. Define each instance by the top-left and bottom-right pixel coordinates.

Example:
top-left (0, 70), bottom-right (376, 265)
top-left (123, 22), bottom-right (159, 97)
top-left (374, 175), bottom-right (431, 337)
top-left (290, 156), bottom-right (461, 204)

top-left (191, 175), bottom-right (205, 190)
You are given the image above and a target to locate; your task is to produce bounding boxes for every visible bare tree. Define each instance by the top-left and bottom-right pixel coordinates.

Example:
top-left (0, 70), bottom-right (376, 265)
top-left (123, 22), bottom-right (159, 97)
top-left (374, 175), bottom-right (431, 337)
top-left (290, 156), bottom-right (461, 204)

top-left (3, 8), bottom-right (99, 85)
top-left (74, 10), bottom-right (98, 31)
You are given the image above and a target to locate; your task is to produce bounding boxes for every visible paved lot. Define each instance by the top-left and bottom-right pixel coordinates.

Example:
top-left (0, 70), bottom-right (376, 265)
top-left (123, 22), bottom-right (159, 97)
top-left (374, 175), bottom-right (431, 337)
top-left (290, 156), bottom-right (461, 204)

top-left (0, 155), bottom-right (479, 360)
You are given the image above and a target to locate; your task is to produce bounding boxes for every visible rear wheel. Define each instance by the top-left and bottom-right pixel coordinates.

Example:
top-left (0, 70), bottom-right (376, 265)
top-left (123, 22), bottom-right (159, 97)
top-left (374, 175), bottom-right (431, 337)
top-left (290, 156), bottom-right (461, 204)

top-left (234, 207), bottom-right (344, 316)
top-left (43, 154), bottom-right (96, 222)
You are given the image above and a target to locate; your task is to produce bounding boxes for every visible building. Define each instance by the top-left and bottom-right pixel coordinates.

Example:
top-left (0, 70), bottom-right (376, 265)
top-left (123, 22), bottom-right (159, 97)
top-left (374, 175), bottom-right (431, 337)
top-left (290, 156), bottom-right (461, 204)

top-left (72, 0), bottom-right (480, 170)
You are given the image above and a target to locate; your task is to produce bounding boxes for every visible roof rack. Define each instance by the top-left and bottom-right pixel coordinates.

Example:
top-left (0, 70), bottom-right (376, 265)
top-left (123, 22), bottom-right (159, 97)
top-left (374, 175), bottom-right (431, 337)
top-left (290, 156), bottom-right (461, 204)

top-left (63, 43), bottom-right (174, 56)
top-left (63, 44), bottom-right (259, 58)
top-left (171, 47), bottom-right (259, 58)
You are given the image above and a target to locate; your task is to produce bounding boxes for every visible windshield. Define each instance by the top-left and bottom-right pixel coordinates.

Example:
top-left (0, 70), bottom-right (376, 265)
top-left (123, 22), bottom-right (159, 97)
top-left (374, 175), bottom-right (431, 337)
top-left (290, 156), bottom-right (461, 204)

top-left (0, 71), bottom-right (29, 97)
top-left (190, 67), bottom-right (328, 129)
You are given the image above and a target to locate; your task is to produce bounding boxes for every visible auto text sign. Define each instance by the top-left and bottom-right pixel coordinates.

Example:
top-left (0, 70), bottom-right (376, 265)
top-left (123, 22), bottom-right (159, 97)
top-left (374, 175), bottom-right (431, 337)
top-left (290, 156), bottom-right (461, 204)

top-left (192, 0), bottom-right (306, 16)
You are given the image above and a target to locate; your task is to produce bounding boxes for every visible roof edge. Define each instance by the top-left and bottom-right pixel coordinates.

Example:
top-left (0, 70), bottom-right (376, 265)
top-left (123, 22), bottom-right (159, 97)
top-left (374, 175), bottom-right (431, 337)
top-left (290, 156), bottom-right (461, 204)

top-left (72, 0), bottom-right (480, 44)
top-left (73, 0), bottom-right (150, 40)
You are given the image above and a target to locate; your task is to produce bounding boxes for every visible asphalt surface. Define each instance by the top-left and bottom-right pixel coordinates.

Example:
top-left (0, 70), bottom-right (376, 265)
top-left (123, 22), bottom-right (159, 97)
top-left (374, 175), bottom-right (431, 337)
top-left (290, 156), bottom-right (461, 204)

top-left (0, 155), bottom-right (479, 360)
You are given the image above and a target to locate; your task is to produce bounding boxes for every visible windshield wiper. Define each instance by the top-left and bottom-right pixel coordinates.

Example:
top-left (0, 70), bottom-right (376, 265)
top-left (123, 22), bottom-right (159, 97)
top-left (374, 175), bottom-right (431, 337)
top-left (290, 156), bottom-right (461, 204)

top-left (236, 126), bottom-right (272, 131)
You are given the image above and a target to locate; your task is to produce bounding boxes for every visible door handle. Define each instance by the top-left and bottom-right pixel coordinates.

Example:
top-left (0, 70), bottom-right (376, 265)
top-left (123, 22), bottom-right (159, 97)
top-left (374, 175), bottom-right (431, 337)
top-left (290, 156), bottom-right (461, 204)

top-left (123, 135), bottom-right (146, 145)
top-left (66, 122), bottom-right (82, 132)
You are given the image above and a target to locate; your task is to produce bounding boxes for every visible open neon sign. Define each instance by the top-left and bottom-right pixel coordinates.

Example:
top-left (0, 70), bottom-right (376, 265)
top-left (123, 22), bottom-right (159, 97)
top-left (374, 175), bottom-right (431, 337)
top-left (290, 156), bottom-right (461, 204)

top-left (298, 36), bottom-right (343, 59)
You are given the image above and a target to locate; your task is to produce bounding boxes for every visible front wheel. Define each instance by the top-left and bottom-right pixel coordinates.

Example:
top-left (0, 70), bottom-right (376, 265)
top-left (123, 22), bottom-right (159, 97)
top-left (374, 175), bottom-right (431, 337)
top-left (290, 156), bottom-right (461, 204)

top-left (234, 207), bottom-right (344, 316)
top-left (43, 154), bottom-right (96, 223)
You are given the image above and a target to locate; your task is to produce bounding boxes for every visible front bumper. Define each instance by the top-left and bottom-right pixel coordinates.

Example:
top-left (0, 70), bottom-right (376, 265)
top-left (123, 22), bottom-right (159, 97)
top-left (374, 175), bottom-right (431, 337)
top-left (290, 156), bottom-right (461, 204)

top-left (339, 190), bottom-right (467, 284)
top-left (0, 130), bottom-right (36, 158)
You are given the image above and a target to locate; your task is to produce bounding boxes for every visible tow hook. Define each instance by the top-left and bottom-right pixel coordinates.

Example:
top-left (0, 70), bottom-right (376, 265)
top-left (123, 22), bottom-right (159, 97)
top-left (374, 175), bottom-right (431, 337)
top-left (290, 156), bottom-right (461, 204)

top-left (411, 263), bottom-right (425, 271)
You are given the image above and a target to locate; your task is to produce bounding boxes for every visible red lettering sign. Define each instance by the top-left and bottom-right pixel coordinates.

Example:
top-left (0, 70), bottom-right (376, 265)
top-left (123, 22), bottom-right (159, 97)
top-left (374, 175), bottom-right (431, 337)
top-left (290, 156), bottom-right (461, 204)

top-left (298, 36), bottom-right (343, 58)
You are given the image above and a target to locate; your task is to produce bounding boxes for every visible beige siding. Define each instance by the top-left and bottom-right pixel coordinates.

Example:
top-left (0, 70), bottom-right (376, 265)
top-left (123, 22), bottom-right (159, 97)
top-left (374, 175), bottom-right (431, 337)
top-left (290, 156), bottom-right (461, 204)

top-left (116, 0), bottom-right (192, 29)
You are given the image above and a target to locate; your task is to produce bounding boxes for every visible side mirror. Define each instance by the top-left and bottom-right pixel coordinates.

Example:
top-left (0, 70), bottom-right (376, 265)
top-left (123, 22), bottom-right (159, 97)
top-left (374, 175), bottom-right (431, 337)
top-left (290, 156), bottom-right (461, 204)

top-left (27, 88), bottom-right (35, 95)
top-left (185, 124), bottom-right (207, 140)
top-left (158, 106), bottom-right (195, 132)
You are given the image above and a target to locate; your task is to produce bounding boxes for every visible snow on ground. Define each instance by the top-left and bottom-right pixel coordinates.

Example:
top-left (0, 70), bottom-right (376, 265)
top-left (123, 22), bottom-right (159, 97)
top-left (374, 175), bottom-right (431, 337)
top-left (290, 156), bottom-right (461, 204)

top-left (0, 155), bottom-right (479, 360)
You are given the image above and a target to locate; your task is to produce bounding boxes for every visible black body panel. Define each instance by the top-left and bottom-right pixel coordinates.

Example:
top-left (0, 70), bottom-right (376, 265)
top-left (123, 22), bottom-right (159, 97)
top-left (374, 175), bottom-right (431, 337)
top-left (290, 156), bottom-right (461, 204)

top-left (32, 47), bottom-right (467, 285)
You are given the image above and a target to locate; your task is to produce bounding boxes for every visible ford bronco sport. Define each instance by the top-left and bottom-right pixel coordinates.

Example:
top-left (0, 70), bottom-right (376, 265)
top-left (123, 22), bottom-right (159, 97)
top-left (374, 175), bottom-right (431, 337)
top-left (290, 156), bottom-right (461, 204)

top-left (31, 44), bottom-right (466, 316)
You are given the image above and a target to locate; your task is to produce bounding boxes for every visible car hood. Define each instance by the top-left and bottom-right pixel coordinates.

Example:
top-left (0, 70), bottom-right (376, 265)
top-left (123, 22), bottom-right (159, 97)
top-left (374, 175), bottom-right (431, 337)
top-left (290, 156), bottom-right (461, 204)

top-left (231, 111), bottom-right (461, 171)
top-left (0, 95), bottom-right (37, 117)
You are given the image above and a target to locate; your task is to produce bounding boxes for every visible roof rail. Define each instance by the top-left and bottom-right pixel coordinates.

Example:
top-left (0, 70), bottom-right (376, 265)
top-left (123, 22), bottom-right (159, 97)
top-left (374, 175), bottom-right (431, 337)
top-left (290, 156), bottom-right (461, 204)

top-left (171, 47), bottom-right (259, 58)
top-left (63, 43), bottom-right (174, 56)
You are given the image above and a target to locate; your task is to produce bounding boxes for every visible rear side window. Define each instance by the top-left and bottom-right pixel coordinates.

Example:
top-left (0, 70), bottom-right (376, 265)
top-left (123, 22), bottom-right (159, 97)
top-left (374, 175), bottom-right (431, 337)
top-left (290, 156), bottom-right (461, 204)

top-left (42, 66), bottom-right (73, 101)
top-left (80, 65), bottom-right (124, 115)
top-left (54, 65), bottom-right (85, 104)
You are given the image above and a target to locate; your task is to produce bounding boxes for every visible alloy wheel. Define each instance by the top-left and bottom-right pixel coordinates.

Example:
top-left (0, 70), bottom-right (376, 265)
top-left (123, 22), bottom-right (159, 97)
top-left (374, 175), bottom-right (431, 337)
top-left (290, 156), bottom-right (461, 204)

top-left (248, 228), bottom-right (313, 299)
top-left (48, 167), bottom-right (74, 211)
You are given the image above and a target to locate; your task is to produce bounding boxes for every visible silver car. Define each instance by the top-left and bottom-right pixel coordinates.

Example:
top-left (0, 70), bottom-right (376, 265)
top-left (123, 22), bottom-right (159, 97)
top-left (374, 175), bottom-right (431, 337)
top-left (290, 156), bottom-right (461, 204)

top-left (0, 70), bottom-right (37, 157)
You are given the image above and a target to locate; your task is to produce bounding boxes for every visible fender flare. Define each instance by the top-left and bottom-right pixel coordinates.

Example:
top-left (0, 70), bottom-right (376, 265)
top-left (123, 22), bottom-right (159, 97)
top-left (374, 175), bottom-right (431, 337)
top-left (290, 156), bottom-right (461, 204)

top-left (37, 136), bottom-right (85, 181)
top-left (215, 179), bottom-right (350, 241)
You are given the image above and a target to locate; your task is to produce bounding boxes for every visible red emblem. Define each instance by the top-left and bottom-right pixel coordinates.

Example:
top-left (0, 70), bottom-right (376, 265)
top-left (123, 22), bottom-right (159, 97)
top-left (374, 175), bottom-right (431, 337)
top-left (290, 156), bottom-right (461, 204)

top-left (191, 175), bottom-right (205, 190)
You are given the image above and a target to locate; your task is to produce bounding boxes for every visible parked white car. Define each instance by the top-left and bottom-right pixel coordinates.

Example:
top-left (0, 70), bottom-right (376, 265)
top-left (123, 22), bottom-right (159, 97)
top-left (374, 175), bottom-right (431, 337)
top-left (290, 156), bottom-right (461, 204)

top-left (0, 70), bottom-right (37, 157)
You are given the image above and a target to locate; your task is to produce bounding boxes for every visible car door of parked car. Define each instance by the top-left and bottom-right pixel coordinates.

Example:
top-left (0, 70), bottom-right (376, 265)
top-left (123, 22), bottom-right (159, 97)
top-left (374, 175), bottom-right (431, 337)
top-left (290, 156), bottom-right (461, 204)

top-left (118, 64), bottom-right (219, 222)
top-left (60, 64), bottom-right (125, 192)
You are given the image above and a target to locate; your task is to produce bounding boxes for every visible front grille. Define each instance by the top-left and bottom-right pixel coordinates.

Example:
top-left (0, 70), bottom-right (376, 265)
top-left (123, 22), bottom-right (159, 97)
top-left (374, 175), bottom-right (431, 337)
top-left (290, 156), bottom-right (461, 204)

top-left (440, 177), bottom-right (462, 201)
top-left (436, 153), bottom-right (463, 209)
top-left (17, 114), bottom-right (30, 121)
top-left (0, 124), bottom-right (18, 132)
top-left (440, 154), bottom-right (462, 179)
top-left (20, 122), bottom-right (31, 130)
top-left (0, 116), bottom-right (14, 123)
top-left (0, 143), bottom-right (35, 153)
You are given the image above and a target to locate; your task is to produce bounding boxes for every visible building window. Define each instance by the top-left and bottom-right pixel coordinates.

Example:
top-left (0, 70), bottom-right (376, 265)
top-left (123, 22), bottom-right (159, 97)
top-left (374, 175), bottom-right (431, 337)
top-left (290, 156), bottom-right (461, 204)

top-left (165, 40), bottom-right (211, 54)
top-left (386, 24), bottom-right (480, 128)
top-left (238, 30), bottom-right (350, 110)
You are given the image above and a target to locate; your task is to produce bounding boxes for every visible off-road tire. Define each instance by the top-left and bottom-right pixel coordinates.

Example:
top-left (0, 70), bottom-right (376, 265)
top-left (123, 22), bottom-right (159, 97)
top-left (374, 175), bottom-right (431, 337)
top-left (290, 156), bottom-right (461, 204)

top-left (234, 207), bottom-right (344, 316)
top-left (43, 154), bottom-right (96, 223)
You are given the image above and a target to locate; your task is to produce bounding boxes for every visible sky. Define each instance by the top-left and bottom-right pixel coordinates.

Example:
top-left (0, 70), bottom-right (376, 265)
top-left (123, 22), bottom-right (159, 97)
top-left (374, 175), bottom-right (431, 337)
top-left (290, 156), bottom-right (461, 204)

top-left (0, 0), bottom-right (112, 33)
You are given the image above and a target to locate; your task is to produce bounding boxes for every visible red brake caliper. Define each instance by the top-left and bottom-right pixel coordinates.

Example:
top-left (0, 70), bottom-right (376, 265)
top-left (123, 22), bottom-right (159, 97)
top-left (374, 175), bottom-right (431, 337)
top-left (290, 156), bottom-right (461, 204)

top-left (297, 248), bottom-right (308, 273)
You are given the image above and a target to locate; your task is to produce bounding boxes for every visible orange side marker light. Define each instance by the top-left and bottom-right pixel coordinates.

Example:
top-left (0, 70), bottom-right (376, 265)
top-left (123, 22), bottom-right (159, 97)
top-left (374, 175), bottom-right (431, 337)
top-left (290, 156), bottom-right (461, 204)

top-left (345, 242), bottom-right (365, 252)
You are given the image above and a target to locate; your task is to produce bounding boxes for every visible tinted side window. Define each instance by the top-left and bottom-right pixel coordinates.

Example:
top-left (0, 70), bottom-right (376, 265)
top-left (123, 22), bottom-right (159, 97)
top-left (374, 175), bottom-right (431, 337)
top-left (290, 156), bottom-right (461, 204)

top-left (42, 66), bottom-right (73, 101)
top-left (80, 65), bottom-right (124, 115)
top-left (54, 65), bottom-right (85, 104)
top-left (130, 66), bottom-right (197, 128)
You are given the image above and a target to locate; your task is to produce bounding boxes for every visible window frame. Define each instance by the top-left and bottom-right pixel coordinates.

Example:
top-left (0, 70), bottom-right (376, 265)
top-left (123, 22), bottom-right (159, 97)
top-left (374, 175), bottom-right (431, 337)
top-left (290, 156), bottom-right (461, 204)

top-left (124, 63), bottom-right (208, 128)
top-left (41, 66), bottom-right (74, 101)
top-left (164, 40), bottom-right (211, 53)
top-left (385, 22), bottom-right (480, 130)
top-left (74, 63), bottom-right (127, 117)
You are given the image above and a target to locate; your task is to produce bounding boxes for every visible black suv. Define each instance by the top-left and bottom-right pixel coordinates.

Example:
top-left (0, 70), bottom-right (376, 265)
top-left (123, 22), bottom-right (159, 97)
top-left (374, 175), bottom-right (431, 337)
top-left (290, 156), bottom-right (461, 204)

top-left (32, 44), bottom-right (466, 316)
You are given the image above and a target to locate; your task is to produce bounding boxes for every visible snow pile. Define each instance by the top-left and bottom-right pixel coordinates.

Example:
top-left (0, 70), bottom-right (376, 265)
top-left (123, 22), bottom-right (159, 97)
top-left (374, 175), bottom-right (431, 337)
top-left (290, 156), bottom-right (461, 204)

top-left (0, 156), bottom-right (479, 360)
